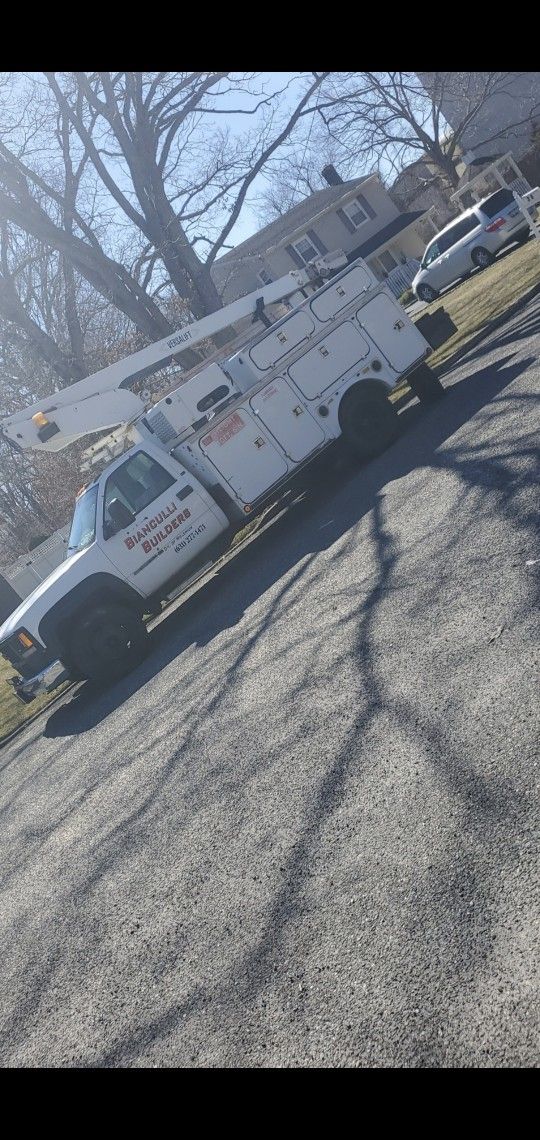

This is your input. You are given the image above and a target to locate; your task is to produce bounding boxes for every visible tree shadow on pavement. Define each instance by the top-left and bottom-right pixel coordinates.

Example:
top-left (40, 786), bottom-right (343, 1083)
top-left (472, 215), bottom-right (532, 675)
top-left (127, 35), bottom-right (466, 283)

top-left (2, 345), bottom-right (537, 1069)
top-left (455, 302), bottom-right (540, 370)
top-left (43, 350), bottom-right (533, 741)
top-left (82, 341), bottom-right (537, 1068)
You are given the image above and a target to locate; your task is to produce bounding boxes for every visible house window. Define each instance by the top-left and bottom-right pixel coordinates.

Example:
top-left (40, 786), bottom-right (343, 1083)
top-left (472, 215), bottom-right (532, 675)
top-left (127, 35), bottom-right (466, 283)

top-left (378, 249), bottom-right (398, 273)
top-left (292, 235), bottom-right (320, 265)
top-left (343, 198), bottom-right (370, 229)
top-left (258, 267), bottom-right (273, 286)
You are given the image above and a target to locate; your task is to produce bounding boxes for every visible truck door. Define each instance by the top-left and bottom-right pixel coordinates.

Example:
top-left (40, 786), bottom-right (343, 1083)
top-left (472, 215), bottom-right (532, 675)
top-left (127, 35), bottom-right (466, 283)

top-left (199, 410), bottom-right (288, 504)
top-left (356, 294), bottom-right (428, 374)
top-left (249, 378), bottom-right (325, 462)
top-left (308, 263), bottom-right (374, 321)
top-left (287, 321), bottom-right (370, 401)
top-left (248, 311), bottom-right (315, 373)
top-left (99, 448), bottom-right (227, 596)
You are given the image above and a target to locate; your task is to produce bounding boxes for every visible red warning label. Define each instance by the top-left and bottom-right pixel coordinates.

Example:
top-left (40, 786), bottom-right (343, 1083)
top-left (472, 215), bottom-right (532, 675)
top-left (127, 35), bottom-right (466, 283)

top-left (202, 412), bottom-right (245, 448)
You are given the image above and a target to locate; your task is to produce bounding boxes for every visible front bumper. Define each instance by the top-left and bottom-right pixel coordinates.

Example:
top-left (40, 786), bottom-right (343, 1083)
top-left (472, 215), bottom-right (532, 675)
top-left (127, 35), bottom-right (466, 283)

top-left (9, 659), bottom-right (70, 704)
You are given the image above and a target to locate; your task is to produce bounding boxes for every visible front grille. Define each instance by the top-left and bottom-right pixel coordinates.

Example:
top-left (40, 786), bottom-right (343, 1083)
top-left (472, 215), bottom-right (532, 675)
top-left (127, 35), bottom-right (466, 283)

top-left (0, 633), bottom-right (54, 679)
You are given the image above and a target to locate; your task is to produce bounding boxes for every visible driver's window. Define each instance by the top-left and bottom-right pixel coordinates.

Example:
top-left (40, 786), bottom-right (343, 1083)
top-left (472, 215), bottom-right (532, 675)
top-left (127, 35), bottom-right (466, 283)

top-left (103, 451), bottom-right (176, 528)
top-left (424, 242), bottom-right (440, 266)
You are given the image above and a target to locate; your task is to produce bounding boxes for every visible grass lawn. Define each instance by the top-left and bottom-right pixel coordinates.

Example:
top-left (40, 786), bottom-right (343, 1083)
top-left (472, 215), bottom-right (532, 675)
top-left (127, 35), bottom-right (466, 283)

top-left (391, 233), bottom-right (540, 403)
top-left (391, 237), bottom-right (540, 405)
top-left (425, 236), bottom-right (540, 370)
top-left (2, 239), bottom-right (539, 745)
top-left (0, 655), bottom-right (69, 743)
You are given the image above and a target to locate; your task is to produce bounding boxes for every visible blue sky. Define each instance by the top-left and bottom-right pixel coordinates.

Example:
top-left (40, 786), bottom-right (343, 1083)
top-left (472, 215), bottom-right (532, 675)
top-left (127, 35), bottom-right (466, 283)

top-left (212, 71), bottom-right (409, 251)
top-left (212, 72), bottom-right (333, 249)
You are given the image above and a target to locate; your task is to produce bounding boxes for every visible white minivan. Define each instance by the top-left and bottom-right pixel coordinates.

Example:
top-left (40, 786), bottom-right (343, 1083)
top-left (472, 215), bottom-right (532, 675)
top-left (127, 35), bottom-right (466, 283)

top-left (412, 189), bottom-right (533, 302)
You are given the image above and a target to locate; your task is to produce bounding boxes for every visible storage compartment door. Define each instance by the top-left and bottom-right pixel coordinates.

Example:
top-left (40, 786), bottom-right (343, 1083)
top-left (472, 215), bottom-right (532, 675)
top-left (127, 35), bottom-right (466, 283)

top-left (199, 410), bottom-right (288, 503)
top-left (309, 264), bottom-right (374, 321)
top-left (248, 311), bottom-right (315, 371)
top-left (250, 378), bottom-right (325, 463)
top-left (356, 293), bottom-right (428, 373)
top-left (287, 321), bottom-right (370, 400)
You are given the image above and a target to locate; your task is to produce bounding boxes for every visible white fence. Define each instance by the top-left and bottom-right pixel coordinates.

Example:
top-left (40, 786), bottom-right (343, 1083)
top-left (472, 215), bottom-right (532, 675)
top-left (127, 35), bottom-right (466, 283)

top-left (383, 259), bottom-right (420, 299)
top-left (508, 177), bottom-right (531, 197)
top-left (3, 526), bottom-right (70, 600)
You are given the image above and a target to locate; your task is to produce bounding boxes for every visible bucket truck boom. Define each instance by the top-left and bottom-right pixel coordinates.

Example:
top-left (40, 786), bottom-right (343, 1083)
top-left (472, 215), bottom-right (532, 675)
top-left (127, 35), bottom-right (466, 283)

top-left (0, 269), bottom-right (313, 453)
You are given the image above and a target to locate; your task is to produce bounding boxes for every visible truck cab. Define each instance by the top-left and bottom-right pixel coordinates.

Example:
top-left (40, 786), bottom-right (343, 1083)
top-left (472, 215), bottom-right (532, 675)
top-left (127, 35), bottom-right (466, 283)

top-left (0, 443), bottom-right (230, 700)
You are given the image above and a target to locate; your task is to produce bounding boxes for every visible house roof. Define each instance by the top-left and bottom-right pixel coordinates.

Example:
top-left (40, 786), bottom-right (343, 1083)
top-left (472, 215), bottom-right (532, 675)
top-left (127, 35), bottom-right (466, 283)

top-left (346, 211), bottom-right (425, 261)
top-left (217, 176), bottom-right (374, 263)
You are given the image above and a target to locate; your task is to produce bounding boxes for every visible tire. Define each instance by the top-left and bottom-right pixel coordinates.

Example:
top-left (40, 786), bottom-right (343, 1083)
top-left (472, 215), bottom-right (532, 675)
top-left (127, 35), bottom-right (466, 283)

top-left (514, 228), bottom-right (531, 245)
top-left (417, 284), bottom-right (439, 303)
top-left (339, 385), bottom-right (399, 461)
top-left (67, 602), bottom-right (149, 683)
top-left (471, 246), bottom-right (495, 269)
top-left (407, 363), bottom-right (446, 404)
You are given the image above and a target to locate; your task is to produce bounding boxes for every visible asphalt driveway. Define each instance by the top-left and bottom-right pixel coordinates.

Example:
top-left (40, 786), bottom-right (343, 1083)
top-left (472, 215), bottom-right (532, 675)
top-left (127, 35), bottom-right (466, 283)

top-left (0, 298), bottom-right (538, 1067)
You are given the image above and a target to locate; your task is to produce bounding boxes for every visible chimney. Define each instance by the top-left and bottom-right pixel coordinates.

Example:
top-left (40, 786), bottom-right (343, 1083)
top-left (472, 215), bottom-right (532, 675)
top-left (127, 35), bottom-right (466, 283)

top-left (322, 164), bottom-right (343, 187)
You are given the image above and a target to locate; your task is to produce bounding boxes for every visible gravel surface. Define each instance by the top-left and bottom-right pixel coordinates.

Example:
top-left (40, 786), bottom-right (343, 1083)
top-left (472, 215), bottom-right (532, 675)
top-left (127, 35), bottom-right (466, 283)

top-left (0, 299), bottom-right (539, 1068)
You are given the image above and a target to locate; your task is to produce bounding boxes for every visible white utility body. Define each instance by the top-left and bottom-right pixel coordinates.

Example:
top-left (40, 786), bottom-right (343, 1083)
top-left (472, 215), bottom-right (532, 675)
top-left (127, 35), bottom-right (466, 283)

top-left (0, 256), bottom-right (443, 699)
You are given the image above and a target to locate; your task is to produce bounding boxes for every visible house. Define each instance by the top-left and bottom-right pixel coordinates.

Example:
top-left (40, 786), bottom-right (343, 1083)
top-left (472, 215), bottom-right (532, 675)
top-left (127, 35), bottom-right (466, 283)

top-left (212, 165), bottom-right (438, 304)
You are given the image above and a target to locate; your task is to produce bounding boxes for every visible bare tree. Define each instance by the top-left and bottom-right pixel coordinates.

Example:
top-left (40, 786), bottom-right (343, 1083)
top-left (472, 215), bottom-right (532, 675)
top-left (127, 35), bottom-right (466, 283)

top-left (44, 73), bottom-right (328, 314)
top-left (0, 70), bottom-right (333, 399)
top-left (306, 72), bottom-right (538, 191)
top-left (0, 74), bottom-right (327, 330)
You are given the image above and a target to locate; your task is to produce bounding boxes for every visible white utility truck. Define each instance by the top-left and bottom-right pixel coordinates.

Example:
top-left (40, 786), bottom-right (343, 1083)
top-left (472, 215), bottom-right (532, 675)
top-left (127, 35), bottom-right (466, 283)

top-left (0, 256), bottom-right (444, 701)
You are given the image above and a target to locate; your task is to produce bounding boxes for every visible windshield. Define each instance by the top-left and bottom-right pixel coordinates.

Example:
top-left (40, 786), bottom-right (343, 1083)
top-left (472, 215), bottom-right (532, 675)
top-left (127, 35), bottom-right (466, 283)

top-left (67, 484), bottom-right (98, 556)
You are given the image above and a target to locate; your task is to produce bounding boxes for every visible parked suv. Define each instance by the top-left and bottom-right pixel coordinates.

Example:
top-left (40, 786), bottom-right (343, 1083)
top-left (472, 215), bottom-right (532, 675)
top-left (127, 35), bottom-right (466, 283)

top-left (412, 189), bottom-right (534, 302)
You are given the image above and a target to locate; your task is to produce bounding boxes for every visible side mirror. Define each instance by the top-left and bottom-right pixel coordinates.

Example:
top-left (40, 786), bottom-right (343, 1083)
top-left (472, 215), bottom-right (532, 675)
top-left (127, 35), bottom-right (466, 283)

top-left (105, 497), bottom-right (136, 536)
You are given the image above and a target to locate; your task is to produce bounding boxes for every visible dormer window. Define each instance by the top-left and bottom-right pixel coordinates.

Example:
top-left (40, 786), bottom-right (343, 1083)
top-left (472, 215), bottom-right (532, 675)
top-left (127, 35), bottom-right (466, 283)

top-left (343, 199), bottom-right (369, 229)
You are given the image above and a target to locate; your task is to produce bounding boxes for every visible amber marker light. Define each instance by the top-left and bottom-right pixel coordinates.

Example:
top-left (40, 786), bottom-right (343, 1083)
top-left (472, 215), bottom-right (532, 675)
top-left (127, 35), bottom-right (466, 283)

top-left (31, 411), bottom-right (49, 428)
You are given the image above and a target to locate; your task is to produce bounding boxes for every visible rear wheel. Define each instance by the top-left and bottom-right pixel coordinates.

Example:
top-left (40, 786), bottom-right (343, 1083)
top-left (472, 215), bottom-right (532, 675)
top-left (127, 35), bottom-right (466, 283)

top-left (68, 602), bottom-right (149, 683)
top-left (514, 228), bottom-right (531, 245)
top-left (339, 385), bottom-right (399, 462)
top-left (471, 246), bottom-right (495, 269)
top-left (407, 363), bottom-right (446, 404)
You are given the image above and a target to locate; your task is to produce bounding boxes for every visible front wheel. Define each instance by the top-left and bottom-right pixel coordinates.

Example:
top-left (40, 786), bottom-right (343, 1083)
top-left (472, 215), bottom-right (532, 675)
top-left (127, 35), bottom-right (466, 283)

top-left (339, 386), bottom-right (399, 462)
top-left (417, 283), bottom-right (439, 303)
top-left (407, 363), bottom-right (446, 404)
top-left (68, 603), bottom-right (149, 683)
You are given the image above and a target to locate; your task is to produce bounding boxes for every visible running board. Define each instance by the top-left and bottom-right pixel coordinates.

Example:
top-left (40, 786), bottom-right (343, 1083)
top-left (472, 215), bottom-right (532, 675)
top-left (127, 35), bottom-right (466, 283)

top-left (163, 560), bottom-right (215, 603)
